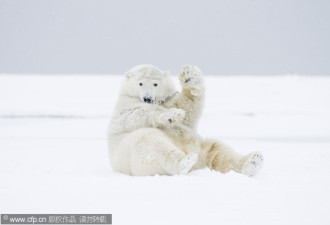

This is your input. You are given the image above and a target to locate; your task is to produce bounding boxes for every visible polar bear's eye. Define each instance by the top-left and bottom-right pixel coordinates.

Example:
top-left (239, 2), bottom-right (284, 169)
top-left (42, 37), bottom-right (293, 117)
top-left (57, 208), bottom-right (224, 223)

top-left (139, 83), bottom-right (143, 86)
top-left (154, 83), bottom-right (158, 87)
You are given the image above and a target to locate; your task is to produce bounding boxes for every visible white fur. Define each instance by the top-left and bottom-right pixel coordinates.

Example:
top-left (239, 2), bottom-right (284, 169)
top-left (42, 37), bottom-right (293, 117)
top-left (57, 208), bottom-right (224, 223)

top-left (107, 64), bottom-right (263, 176)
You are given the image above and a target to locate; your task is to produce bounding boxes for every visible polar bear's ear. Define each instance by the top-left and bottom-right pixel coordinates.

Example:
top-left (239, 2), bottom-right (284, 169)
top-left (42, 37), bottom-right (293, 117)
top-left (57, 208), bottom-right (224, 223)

top-left (163, 70), bottom-right (170, 77)
top-left (124, 71), bottom-right (133, 79)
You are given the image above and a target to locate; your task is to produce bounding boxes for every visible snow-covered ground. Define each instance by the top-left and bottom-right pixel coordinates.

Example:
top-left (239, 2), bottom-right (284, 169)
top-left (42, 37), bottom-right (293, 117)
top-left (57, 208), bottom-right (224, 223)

top-left (1, 74), bottom-right (330, 225)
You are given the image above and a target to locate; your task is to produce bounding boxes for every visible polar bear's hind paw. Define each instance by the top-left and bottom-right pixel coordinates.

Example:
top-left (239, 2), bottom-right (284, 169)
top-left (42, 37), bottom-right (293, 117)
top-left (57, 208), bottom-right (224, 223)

top-left (241, 152), bottom-right (264, 177)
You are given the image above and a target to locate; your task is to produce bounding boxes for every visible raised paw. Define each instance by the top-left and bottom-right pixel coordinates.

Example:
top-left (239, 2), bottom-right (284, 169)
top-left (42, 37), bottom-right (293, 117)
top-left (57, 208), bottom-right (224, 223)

top-left (158, 108), bottom-right (185, 126)
top-left (240, 151), bottom-right (264, 177)
top-left (179, 65), bottom-right (204, 96)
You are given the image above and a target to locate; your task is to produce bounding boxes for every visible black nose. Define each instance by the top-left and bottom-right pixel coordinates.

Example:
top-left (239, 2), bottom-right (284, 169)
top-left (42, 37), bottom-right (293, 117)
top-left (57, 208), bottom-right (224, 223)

top-left (143, 97), bottom-right (152, 103)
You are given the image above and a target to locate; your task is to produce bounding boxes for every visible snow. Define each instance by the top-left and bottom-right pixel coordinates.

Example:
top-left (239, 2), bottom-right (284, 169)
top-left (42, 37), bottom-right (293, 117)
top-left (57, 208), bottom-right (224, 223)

top-left (1, 74), bottom-right (330, 225)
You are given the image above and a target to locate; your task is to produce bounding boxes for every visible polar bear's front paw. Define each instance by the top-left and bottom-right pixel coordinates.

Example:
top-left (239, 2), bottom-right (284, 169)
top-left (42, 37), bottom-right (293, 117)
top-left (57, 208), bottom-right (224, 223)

top-left (158, 108), bottom-right (185, 126)
top-left (240, 151), bottom-right (264, 177)
top-left (179, 65), bottom-right (204, 96)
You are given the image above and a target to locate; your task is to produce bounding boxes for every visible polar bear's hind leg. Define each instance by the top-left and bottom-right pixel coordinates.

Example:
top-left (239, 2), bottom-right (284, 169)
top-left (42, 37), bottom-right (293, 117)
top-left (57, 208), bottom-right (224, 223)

top-left (199, 140), bottom-right (264, 177)
top-left (129, 128), bottom-right (197, 176)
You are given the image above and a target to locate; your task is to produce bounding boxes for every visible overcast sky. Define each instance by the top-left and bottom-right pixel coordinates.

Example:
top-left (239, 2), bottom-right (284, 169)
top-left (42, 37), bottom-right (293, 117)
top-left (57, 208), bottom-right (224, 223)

top-left (0, 0), bottom-right (329, 75)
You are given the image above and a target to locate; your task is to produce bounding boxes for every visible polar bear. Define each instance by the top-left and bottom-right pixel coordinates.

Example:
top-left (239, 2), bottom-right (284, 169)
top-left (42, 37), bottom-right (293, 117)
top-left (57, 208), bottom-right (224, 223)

top-left (107, 64), bottom-right (263, 176)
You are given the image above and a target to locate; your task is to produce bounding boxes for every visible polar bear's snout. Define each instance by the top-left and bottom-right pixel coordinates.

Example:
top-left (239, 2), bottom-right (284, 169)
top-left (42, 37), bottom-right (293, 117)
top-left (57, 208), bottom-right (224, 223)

top-left (140, 88), bottom-right (155, 103)
top-left (143, 95), bottom-right (153, 103)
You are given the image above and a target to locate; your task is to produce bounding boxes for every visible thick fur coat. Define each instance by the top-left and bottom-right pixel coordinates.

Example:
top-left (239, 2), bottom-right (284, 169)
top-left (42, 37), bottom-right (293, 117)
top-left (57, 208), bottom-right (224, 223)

top-left (107, 65), bottom-right (263, 176)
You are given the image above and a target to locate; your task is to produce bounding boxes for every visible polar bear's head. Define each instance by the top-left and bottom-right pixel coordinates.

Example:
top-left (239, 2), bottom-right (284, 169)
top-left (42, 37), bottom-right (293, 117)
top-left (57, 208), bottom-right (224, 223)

top-left (120, 64), bottom-right (177, 104)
